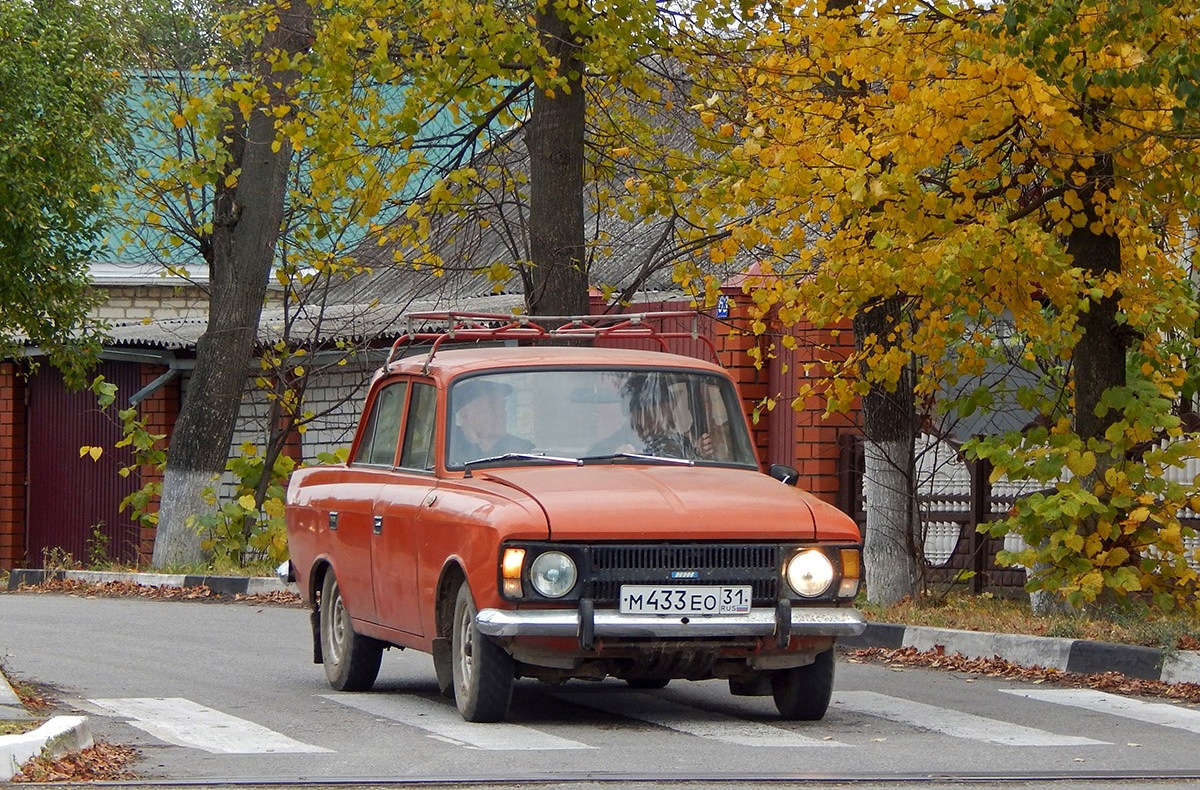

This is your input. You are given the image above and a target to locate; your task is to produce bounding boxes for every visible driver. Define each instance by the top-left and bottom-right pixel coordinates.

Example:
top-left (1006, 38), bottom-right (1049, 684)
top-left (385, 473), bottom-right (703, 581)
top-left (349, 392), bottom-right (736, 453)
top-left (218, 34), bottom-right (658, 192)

top-left (451, 378), bottom-right (532, 464)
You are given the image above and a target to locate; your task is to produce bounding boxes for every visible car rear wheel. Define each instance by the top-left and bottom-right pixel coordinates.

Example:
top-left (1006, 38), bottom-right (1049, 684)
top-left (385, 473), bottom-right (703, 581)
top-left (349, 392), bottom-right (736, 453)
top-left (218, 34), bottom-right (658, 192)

top-left (321, 572), bottom-right (383, 691)
top-left (771, 647), bottom-right (835, 720)
top-left (451, 581), bottom-right (514, 722)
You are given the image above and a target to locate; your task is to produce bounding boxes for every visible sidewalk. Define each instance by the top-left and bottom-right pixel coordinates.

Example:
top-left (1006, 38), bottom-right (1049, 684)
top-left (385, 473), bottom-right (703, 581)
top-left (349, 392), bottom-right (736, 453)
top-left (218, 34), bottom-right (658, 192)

top-left (2, 569), bottom-right (1199, 779)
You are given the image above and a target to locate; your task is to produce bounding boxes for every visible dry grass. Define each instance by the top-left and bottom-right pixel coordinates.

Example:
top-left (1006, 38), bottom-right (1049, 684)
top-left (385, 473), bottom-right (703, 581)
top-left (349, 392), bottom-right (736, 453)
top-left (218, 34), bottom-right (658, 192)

top-left (860, 591), bottom-right (1200, 651)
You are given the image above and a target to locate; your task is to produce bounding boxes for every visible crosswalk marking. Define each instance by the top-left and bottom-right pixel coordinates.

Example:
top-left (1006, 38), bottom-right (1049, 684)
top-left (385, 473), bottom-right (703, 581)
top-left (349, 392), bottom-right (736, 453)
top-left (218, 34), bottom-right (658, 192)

top-left (1002, 688), bottom-right (1200, 734)
top-left (321, 693), bottom-right (594, 750)
top-left (832, 691), bottom-right (1108, 746)
top-left (87, 697), bottom-right (333, 754)
top-left (89, 688), bottom-right (1185, 755)
top-left (546, 689), bottom-right (847, 747)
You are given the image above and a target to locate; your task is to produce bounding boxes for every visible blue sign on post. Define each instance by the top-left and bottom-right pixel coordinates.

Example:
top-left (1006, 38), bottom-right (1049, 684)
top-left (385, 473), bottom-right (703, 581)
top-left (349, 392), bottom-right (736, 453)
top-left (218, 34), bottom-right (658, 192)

top-left (716, 294), bottom-right (731, 319)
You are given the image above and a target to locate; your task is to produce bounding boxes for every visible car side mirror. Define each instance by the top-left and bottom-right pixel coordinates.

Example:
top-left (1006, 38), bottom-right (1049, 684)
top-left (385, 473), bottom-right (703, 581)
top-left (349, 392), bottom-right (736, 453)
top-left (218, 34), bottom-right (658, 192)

top-left (769, 464), bottom-right (799, 486)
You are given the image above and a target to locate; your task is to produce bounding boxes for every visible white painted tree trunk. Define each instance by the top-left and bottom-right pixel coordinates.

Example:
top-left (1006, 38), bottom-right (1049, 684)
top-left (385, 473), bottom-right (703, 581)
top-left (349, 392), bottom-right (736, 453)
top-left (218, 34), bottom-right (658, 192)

top-left (862, 438), bottom-right (919, 605)
top-left (151, 468), bottom-right (214, 568)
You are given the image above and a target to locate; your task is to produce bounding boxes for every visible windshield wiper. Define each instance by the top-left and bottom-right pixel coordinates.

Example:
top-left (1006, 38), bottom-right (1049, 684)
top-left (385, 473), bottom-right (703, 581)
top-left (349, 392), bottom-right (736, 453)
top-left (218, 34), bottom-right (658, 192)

top-left (580, 452), bottom-right (694, 466)
top-left (462, 452), bottom-right (582, 474)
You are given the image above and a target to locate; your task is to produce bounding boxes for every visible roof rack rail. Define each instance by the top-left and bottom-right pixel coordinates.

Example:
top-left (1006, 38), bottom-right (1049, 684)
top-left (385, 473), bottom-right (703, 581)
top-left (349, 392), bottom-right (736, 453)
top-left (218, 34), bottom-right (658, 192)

top-left (386, 310), bottom-right (720, 371)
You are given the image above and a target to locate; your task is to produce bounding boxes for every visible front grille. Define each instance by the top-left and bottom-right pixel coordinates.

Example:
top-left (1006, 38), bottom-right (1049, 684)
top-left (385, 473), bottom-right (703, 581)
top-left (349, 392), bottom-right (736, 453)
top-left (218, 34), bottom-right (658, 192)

top-left (584, 543), bottom-right (782, 605)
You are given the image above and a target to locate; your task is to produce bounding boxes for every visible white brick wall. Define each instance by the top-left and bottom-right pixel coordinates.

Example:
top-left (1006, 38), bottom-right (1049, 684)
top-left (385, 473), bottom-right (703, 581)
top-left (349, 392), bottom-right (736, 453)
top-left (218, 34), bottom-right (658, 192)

top-left (298, 356), bottom-right (381, 461)
top-left (90, 284), bottom-right (285, 323)
top-left (176, 351), bottom-right (381, 502)
top-left (91, 285), bottom-right (209, 322)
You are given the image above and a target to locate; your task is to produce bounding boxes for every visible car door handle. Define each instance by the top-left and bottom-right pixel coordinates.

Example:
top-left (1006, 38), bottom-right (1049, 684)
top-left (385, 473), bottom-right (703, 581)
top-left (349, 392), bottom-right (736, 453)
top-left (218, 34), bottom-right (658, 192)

top-left (373, 515), bottom-right (383, 535)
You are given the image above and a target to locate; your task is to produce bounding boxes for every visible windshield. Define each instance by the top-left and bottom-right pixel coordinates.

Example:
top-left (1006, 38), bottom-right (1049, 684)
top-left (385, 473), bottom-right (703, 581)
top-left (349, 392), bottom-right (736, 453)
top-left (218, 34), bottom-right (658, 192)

top-left (446, 368), bottom-right (758, 469)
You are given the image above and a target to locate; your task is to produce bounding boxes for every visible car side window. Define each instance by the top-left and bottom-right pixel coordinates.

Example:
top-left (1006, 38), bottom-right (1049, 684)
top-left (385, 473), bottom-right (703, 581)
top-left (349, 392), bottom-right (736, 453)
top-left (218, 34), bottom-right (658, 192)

top-left (399, 382), bottom-right (436, 471)
top-left (352, 381), bottom-right (408, 466)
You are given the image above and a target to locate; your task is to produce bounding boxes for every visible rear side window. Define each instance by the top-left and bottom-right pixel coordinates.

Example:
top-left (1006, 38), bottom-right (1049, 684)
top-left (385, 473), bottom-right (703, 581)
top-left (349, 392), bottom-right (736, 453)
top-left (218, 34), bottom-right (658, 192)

top-left (353, 382), bottom-right (408, 466)
top-left (399, 382), bottom-right (436, 471)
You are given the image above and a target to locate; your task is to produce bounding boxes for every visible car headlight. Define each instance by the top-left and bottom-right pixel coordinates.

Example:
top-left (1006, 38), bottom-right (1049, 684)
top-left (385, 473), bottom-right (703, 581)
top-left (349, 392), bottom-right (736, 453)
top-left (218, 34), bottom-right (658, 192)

top-left (786, 549), bottom-right (834, 597)
top-left (530, 551), bottom-right (577, 598)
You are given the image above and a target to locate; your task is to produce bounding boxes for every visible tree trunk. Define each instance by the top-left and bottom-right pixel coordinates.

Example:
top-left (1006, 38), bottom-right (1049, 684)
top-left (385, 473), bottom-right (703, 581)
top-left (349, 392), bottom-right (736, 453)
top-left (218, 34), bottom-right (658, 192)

top-left (1030, 151), bottom-right (1124, 615)
top-left (855, 296), bottom-right (920, 605)
top-left (813, 0), bottom-right (920, 604)
top-left (525, 5), bottom-right (588, 317)
top-left (152, 0), bottom-right (313, 568)
top-left (1069, 153), bottom-right (1124, 444)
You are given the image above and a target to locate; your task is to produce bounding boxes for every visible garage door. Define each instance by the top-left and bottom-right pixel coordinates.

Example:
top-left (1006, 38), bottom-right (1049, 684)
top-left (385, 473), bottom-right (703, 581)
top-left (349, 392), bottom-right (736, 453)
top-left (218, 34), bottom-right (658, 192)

top-left (26, 361), bottom-right (141, 567)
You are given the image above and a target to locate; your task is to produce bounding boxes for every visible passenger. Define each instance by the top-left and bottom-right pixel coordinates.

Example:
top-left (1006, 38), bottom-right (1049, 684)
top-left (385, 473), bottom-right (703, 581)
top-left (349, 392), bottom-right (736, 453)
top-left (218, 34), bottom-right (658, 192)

top-left (623, 373), bottom-right (713, 460)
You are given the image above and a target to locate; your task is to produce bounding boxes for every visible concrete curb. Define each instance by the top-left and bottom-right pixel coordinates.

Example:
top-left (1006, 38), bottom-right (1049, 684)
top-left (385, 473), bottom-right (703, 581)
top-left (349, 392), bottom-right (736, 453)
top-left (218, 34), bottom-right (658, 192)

top-left (841, 622), bottom-right (1200, 685)
top-left (6, 568), bottom-right (290, 596)
top-left (0, 716), bottom-right (93, 781)
top-left (0, 671), bottom-right (31, 722)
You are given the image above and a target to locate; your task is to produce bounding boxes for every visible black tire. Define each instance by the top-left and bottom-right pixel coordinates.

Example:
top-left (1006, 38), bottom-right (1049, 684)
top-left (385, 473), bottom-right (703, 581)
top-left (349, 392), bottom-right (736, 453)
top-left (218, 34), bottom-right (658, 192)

top-left (625, 677), bottom-right (670, 690)
top-left (451, 581), bottom-right (514, 722)
top-left (320, 572), bottom-right (384, 692)
top-left (772, 647), bottom-right (835, 721)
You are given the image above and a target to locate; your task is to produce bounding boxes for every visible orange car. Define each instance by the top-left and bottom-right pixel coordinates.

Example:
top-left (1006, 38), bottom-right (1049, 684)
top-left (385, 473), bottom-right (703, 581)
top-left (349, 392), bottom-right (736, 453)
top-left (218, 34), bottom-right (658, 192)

top-left (283, 316), bottom-right (864, 723)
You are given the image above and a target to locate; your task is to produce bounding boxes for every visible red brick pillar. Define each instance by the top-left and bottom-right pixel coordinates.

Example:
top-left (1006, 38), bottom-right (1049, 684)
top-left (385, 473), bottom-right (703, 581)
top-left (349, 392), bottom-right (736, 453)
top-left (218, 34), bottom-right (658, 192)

top-left (720, 265), bottom-right (861, 508)
top-left (0, 362), bottom-right (27, 570)
top-left (788, 319), bottom-right (860, 504)
top-left (713, 288), bottom-right (770, 471)
top-left (588, 288), bottom-right (606, 314)
top-left (134, 365), bottom-right (179, 566)
top-left (278, 394), bottom-right (303, 465)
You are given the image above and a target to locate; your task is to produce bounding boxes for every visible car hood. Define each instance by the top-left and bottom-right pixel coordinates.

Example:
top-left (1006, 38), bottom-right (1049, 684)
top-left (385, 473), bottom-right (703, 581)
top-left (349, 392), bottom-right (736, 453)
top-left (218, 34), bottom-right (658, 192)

top-left (478, 465), bottom-right (860, 542)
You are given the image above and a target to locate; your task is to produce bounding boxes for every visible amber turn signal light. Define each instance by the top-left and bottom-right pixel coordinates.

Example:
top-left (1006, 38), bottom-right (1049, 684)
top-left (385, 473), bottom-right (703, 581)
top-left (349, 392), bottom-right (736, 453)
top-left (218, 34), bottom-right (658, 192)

top-left (501, 547), bottom-right (526, 598)
top-left (838, 549), bottom-right (861, 598)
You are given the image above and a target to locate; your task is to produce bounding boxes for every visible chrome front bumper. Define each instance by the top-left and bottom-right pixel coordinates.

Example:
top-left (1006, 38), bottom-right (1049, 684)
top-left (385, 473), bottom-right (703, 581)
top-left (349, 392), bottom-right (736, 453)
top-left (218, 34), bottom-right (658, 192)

top-left (476, 604), bottom-right (865, 646)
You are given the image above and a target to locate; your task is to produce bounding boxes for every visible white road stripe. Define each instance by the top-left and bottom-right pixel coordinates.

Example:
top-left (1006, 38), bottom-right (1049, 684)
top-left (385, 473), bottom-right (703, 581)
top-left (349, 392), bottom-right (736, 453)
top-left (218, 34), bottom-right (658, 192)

top-left (87, 697), bottom-right (332, 754)
top-left (547, 689), bottom-right (847, 747)
top-left (833, 691), bottom-right (1108, 746)
top-left (321, 693), bottom-right (593, 750)
top-left (1003, 688), bottom-right (1200, 734)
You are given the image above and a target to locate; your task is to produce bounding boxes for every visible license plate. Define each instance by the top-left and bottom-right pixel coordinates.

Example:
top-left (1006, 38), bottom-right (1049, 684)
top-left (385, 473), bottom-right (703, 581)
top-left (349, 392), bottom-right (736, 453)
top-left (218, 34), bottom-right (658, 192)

top-left (619, 585), bottom-right (752, 615)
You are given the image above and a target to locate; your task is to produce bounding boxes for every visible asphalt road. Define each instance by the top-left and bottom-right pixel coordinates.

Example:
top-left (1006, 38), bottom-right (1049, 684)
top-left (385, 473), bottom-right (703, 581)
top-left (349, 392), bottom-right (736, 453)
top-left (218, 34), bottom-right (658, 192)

top-left (3, 592), bottom-right (1200, 787)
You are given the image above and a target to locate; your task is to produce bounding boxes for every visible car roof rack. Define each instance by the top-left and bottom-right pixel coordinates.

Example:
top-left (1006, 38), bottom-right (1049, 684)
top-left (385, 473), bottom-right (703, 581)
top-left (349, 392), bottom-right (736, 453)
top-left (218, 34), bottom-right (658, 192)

top-left (386, 310), bottom-right (721, 371)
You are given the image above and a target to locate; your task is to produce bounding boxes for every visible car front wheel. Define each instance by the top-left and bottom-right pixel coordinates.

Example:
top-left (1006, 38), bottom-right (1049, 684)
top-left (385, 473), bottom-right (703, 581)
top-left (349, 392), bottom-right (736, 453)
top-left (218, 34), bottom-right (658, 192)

top-left (451, 581), bottom-right (514, 722)
top-left (771, 647), bottom-right (835, 720)
top-left (320, 572), bottom-right (383, 691)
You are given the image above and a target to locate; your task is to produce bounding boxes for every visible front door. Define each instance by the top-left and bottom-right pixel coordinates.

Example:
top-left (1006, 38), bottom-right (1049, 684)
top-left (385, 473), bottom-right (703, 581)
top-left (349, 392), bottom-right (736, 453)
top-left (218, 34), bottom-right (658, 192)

top-left (371, 381), bottom-right (436, 636)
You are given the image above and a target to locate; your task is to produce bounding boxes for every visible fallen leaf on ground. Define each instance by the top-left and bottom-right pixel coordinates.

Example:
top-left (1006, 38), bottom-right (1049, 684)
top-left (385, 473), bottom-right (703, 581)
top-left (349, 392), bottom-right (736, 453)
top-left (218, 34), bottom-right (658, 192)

top-left (12, 742), bottom-right (139, 783)
top-left (13, 578), bottom-right (302, 607)
top-left (847, 646), bottom-right (1200, 704)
